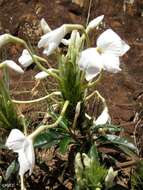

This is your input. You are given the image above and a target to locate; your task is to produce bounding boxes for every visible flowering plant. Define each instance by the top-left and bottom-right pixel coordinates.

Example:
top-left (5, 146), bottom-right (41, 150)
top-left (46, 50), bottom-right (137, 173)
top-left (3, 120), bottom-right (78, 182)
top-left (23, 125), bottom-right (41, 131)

top-left (0, 15), bottom-right (137, 190)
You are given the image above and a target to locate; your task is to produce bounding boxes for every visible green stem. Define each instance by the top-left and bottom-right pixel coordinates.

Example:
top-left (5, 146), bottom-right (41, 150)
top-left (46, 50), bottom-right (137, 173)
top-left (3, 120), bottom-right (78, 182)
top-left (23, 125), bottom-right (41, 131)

top-left (34, 55), bottom-right (51, 68)
top-left (28, 100), bottom-right (69, 140)
top-left (12, 91), bottom-right (61, 104)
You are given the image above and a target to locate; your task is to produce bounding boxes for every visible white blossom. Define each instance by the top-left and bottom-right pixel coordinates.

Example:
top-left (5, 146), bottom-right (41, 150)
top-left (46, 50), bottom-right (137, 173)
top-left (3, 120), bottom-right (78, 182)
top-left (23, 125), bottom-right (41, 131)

top-left (5, 129), bottom-right (35, 176)
top-left (78, 29), bottom-right (130, 81)
top-left (78, 48), bottom-right (103, 81)
top-left (18, 49), bottom-right (33, 68)
top-left (2, 60), bottom-right (24, 74)
top-left (93, 107), bottom-right (111, 126)
top-left (86, 15), bottom-right (104, 31)
top-left (38, 25), bottom-right (66, 56)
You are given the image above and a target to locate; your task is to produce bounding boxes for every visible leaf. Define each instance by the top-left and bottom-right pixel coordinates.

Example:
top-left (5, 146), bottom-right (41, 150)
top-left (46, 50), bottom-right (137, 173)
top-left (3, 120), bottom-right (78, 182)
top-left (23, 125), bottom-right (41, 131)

top-left (34, 129), bottom-right (59, 148)
top-left (98, 134), bottom-right (137, 155)
top-left (89, 144), bottom-right (99, 161)
top-left (5, 160), bottom-right (18, 181)
top-left (106, 135), bottom-right (137, 151)
top-left (92, 124), bottom-right (122, 133)
top-left (0, 80), bottom-right (22, 130)
top-left (59, 136), bottom-right (73, 154)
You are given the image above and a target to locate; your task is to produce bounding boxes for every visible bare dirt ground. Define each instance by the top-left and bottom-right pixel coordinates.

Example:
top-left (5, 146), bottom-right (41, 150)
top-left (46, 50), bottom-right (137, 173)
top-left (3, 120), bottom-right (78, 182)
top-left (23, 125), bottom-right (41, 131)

top-left (0, 0), bottom-right (143, 189)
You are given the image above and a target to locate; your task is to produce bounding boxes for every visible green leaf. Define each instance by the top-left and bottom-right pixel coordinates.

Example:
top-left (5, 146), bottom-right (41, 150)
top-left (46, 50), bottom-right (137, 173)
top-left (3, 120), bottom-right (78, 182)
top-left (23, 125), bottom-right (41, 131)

top-left (0, 80), bottom-right (22, 130)
top-left (98, 134), bottom-right (137, 155)
top-left (34, 129), bottom-right (59, 148)
top-left (5, 160), bottom-right (18, 181)
top-left (89, 144), bottom-right (99, 161)
top-left (59, 136), bottom-right (73, 154)
top-left (92, 124), bottom-right (122, 133)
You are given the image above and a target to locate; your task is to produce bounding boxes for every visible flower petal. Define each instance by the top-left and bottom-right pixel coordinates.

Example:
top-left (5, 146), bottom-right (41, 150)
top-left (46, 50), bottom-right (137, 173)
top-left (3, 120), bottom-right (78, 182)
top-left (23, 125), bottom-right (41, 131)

top-left (101, 53), bottom-right (121, 73)
top-left (38, 25), bottom-right (66, 55)
top-left (43, 43), bottom-right (57, 56)
top-left (94, 107), bottom-right (111, 125)
top-left (18, 139), bottom-right (35, 175)
top-left (3, 60), bottom-right (24, 74)
top-left (97, 29), bottom-right (130, 56)
top-left (5, 129), bottom-right (26, 152)
top-left (78, 48), bottom-right (103, 81)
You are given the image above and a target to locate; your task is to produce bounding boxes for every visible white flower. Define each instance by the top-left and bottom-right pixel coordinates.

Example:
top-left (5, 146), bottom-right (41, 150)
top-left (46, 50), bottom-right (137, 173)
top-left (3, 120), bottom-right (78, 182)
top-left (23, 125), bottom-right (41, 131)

top-left (78, 29), bottom-right (130, 81)
top-left (38, 25), bottom-right (66, 56)
top-left (0, 34), bottom-right (10, 48)
top-left (2, 60), bottom-right (24, 74)
top-left (18, 49), bottom-right (33, 68)
top-left (93, 107), bottom-right (111, 126)
top-left (105, 167), bottom-right (118, 188)
top-left (5, 129), bottom-right (35, 176)
top-left (86, 15), bottom-right (104, 31)
top-left (79, 48), bottom-right (103, 81)
top-left (40, 18), bottom-right (51, 34)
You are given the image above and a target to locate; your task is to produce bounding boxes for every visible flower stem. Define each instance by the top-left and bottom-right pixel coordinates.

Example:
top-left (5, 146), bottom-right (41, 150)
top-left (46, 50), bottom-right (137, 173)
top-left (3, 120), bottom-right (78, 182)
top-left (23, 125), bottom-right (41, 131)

top-left (28, 100), bottom-right (69, 140)
top-left (85, 90), bottom-right (107, 107)
top-left (12, 91), bottom-right (61, 104)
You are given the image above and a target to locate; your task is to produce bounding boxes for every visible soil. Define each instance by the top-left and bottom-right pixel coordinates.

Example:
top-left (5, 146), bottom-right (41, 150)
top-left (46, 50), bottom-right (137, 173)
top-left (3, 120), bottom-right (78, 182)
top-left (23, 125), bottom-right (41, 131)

top-left (0, 0), bottom-right (143, 189)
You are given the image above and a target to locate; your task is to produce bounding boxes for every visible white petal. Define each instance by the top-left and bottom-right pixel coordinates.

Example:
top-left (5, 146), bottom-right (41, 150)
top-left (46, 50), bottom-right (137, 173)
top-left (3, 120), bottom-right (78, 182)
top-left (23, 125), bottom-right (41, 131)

top-left (120, 40), bottom-right (130, 56)
top-left (5, 129), bottom-right (26, 152)
top-left (94, 107), bottom-right (111, 125)
top-left (87, 15), bottom-right (104, 31)
top-left (0, 34), bottom-right (10, 48)
top-left (38, 25), bottom-right (66, 56)
top-left (18, 49), bottom-right (33, 68)
top-left (40, 18), bottom-right (51, 34)
top-left (35, 71), bottom-right (49, 80)
top-left (18, 139), bottom-right (35, 175)
top-left (6, 129), bottom-right (35, 176)
top-left (3, 60), bottom-right (24, 74)
top-left (78, 48), bottom-right (103, 81)
top-left (43, 43), bottom-right (57, 56)
top-left (101, 53), bottom-right (121, 73)
top-left (61, 38), bottom-right (70, 46)
top-left (97, 29), bottom-right (130, 56)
